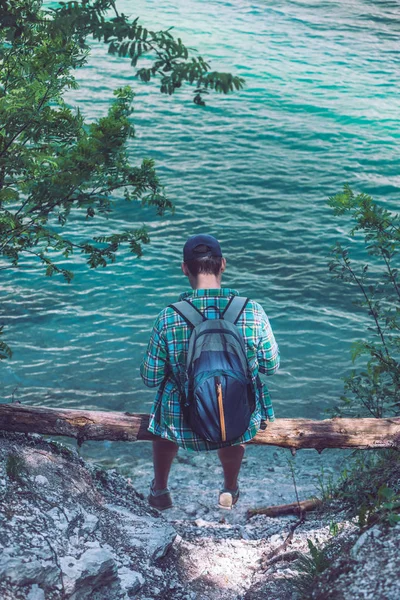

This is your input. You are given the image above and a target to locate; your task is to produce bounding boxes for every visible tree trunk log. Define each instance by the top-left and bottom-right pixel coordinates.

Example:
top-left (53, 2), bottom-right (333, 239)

top-left (247, 498), bottom-right (322, 518)
top-left (249, 417), bottom-right (400, 451)
top-left (0, 404), bottom-right (157, 445)
top-left (1, 404), bottom-right (400, 450)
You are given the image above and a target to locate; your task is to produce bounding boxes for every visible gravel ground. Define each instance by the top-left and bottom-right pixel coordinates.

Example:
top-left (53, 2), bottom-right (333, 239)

top-left (2, 432), bottom-right (400, 600)
top-left (124, 443), bottom-right (358, 599)
top-left (124, 443), bottom-right (400, 600)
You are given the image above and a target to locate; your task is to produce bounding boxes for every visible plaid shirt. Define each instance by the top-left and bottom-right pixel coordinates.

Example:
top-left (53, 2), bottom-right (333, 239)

top-left (140, 288), bottom-right (280, 451)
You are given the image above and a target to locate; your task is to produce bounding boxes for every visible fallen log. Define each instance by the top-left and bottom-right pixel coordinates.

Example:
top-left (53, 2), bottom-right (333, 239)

top-left (247, 498), bottom-right (322, 519)
top-left (0, 404), bottom-right (157, 445)
top-left (251, 417), bottom-right (400, 451)
top-left (1, 404), bottom-right (400, 450)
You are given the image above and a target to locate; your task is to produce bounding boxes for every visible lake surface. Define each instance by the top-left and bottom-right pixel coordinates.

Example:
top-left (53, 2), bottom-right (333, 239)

top-left (1, 0), bottom-right (399, 466)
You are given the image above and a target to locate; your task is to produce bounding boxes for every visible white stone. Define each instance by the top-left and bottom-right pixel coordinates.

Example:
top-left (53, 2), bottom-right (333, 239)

top-left (185, 504), bottom-right (198, 516)
top-left (194, 518), bottom-right (210, 528)
top-left (85, 540), bottom-right (101, 548)
top-left (34, 475), bottom-right (49, 486)
top-left (118, 566), bottom-right (145, 595)
top-left (105, 504), bottom-right (177, 561)
top-left (81, 510), bottom-right (99, 534)
top-left (60, 547), bottom-right (118, 599)
top-left (0, 552), bottom-right (60, 588)
top-left (270, 534), bottom-right (282, 544)
top-left (351, 530), bottom-right (372, 559)
top-left (27, 584), bottom-right (45, 600)
top-left (46, 507), bottom-right (68, 531)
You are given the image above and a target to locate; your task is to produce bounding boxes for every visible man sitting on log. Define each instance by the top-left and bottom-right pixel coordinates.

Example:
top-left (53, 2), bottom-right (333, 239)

top-left (140, 234), bottom-right (280, 510)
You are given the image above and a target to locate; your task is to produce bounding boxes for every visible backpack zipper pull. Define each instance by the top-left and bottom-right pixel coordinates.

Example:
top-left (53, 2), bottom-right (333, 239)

top-left (215, 376), bottom-right (226, 442)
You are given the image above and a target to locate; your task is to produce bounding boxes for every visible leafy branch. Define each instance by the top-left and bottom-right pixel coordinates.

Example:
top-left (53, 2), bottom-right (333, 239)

top-left (328, 186), bottom-right (400, 418)
top-left (46, 0), bottom-right (245, 105)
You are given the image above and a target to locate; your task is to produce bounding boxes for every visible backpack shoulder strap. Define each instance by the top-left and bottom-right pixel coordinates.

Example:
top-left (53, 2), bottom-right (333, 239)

top-left (169, 299), bottom-right (205, 328)
top-left (222, 296), bottom-right (249, 325)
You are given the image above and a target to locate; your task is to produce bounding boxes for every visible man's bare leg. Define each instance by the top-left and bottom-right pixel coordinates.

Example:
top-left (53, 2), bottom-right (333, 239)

top-left (217, 444), bottom-right (245, 490)
top-left (152, 439), bottom-right (179, 490)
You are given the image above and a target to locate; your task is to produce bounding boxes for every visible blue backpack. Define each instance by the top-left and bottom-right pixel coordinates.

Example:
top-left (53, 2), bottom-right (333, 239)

top-left (169, 296), bottom-right (256, 443)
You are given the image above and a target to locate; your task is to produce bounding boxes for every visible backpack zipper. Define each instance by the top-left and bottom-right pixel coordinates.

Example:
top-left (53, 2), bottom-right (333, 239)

top-left (215, 376), bottom-right (226, 442)
top-left (196, 328), bottom-right (243, 345)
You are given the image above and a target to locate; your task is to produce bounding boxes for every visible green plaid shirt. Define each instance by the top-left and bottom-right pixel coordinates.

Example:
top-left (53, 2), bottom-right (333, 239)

top-left (140, 288), bottom-right (280, 451)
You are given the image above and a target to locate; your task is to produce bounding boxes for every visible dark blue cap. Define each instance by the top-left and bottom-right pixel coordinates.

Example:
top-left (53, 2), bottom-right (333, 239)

top-left (183, 234), bottom-right (222, 262)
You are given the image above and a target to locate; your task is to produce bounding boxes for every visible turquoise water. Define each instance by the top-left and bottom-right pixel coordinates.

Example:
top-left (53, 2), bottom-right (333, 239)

top-left (1, 0), bottom-right (399, 464)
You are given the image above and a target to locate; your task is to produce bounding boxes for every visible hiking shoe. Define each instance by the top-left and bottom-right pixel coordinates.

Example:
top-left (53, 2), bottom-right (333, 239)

top-left (218, 486), bottom-right (240, 510)
top-left (148, 480), bottom-right (173, 511)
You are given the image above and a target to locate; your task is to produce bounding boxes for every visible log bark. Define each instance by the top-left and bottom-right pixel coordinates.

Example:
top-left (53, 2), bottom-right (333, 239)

top-left (1, 404), bottom-right (400, 450)
top-left (0, 404), bottom-right (157, 445)
top-left (247, 498), bottom-right (322, 518)
top-left (249, 416), bottom-right (400, 451)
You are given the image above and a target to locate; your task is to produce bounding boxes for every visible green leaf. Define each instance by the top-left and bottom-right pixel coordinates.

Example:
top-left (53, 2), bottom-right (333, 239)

top-left (0, 326), bottom-right (12, 360)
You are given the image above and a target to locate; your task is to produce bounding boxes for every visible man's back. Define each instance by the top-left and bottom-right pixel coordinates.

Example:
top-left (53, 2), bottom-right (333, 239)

top-left (141, 287), bottom-right (279, 451)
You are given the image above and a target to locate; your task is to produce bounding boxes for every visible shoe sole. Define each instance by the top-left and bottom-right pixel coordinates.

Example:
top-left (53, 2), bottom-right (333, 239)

top-left (218, 492), bottom-right (234, 510)
top-left (148, 495), bottom-right (173, 511)
top-left (149, 504), bottom-right (173, 511)
top-left (148, 502), bottom-right (173, 511)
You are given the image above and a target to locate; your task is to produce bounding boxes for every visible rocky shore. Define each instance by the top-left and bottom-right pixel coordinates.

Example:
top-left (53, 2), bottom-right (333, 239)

top-left (1, 431), bottom-right (399, 599)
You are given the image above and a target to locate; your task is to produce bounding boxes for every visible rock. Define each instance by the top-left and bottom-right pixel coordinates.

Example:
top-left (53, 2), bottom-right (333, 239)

top-left (34, 475), bottom-right (49, 486)
top-left (81, 510), bottom-right (99, 534)
top-left (240, 527), bottom-right (253, 540)
top-left (350, 527), bottom-right (380, 559)
top-left (60, 547), bottom-right (118, 599)
top-left (118, 566), bottom-right (145, 596)
top-left (0, 551), bottom-right (60, 589)
top-left (105, 504), bottom-right (177, 561)
top-left (0, 432), bottom-right (182, 600)
top-left (184, 504), bottom-right (198, 517)
top-left (194, 518), bottom-right (209, 528)
top-left (46, 507), bottom-right (68, 531)
top-left (270, 534), bottom-right (282, 544)
top-left (26, 584), bottom-right (45, 600)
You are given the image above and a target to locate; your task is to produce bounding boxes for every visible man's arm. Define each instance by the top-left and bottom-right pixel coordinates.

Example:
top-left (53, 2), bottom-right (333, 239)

top-left (257, 308), bottom-right (280, 376)
top-left (140, 313), bottom-right (168, 388)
